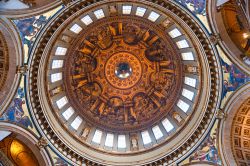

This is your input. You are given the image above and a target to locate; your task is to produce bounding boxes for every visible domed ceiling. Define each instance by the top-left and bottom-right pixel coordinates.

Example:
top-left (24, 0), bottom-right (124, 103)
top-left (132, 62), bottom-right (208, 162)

top-left (64, 17), bottom-right (183, 132)
top-left (27, 0), bottom-right (221, 165)
top-left (231, 98), bottom-right (250, 166)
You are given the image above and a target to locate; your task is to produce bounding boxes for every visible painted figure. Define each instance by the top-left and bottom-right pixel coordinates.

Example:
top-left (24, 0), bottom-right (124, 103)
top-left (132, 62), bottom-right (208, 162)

top-left (189, 130), bottom-right (222, 165)
top-left (0, 98), bottom-right (33, 128)
top-left (221, 59), bottom-right (250, 98)
top-left (0, 88), bottom-right (33, 128)
top-left (54, 157), bottom-right (68, 166)
top-left (177, 0), bottom-right (206, 15)
top-left (15, 15), bottom-right (49, 49)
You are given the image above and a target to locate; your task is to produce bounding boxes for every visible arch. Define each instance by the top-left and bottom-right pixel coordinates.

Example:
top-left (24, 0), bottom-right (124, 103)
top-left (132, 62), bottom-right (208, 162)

top-left (207, 0), bottom-right (250, 74)
top-left (0, 0), bottom-right (61, 18)
top-left (0, 17), bottom-right (23, 115)
top-left (218, 82), bottom-right (250, 165)
top-left (0, 121), bottom-right (52, 166)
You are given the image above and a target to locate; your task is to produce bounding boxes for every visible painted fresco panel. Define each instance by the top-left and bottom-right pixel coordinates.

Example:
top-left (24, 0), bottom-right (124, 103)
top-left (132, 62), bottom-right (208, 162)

top-left (180, 121), bottom-right (222, 165)
top-left (175, 0), bottom-right (211, 32)
top-left (0, 76), bottom-right (39, 136)
top-left (12, 6), bottom-right (63, 63)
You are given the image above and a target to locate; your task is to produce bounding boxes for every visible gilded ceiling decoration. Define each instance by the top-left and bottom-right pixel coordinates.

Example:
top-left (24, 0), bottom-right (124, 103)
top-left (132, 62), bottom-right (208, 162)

top-left (0, 31), bottom-right (9, 91)
top-left (65, 18), bottom-right (182, 132)
top-left (27, 0), bottom-right (221, 165)
top-left (231, 97), bottom-right (250, 166)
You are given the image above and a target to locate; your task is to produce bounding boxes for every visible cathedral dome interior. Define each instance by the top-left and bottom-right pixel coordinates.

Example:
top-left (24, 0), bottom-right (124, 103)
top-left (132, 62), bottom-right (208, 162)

top-left (0, 0), bottom-right (249, 166)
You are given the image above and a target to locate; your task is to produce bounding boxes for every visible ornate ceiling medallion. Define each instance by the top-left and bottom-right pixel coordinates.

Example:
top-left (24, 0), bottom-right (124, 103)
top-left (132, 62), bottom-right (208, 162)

top-left (105, 52), bottom-right (142, 89)
top-left (28, 0), bottom-right (221, 165)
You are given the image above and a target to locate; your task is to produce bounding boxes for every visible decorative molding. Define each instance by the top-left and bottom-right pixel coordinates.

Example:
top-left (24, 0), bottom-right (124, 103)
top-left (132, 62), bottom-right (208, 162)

top-left (16, 65), bottom-right (28, 74)
top-left (0, 31), bottom-right (9, 91)
top-left (215, 109), bottom-right (227, 120)
top-left (62, 0), bottom-right (73, 6)
top-left (209, 34), bottom-right (221, 45)
top-left (36, 137), bottom-right (48, 149)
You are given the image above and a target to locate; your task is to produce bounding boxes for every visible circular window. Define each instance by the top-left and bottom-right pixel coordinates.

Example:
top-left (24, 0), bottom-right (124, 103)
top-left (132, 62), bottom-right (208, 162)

top-left (115, 62), bottom-right (132, 79)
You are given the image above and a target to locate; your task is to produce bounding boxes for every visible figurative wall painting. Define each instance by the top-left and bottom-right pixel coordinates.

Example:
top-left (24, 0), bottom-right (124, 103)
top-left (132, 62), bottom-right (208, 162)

top-left (176, 0), bottom-right (206, 15)
top-left (0, 77), bottom-right (33, 129)
top-left (175, 0), bottom-right (211, 32)
top-left (54, 157), bottom-right (69, 166)
top-left (217, 46), bottom-right (250, 107)
top-left (180, 121), bottom-right (222, 165)
top-left (221, 58), bottom-right (250, 99)
top-left (47, 148), bottom-right (70, 166)
top-left (12, 6), bottom-right (63, 63)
